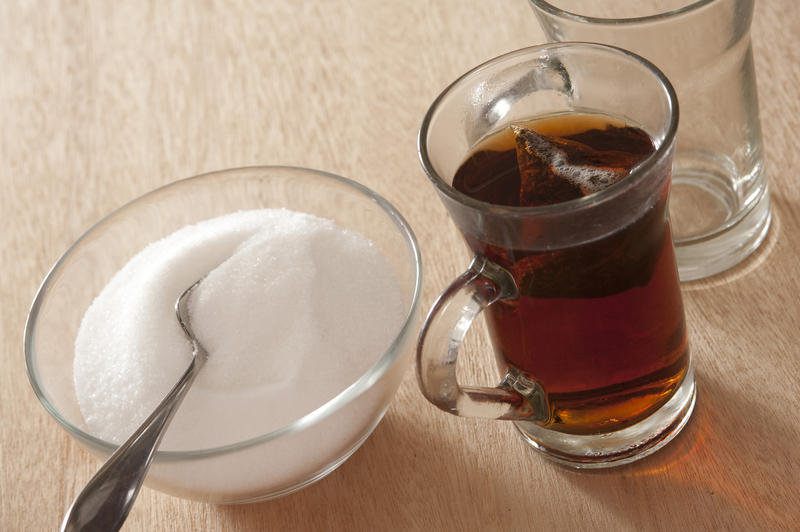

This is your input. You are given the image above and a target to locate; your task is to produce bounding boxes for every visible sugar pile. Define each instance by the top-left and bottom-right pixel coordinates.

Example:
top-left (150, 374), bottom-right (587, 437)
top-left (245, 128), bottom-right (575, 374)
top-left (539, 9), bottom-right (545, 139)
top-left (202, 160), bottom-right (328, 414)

top-left (73, 209), bottom-right (405, 450)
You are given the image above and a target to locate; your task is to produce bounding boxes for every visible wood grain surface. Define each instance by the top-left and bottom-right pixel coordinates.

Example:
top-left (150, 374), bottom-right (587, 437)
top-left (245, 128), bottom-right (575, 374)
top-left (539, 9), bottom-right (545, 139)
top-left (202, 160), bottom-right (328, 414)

top-left (2, 1), bottom-right (798, 530)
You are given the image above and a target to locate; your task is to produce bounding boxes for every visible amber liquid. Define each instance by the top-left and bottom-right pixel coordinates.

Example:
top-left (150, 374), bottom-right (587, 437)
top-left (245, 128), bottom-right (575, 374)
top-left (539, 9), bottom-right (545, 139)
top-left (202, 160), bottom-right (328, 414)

top-left (453, 114), bottom-right (689, 435)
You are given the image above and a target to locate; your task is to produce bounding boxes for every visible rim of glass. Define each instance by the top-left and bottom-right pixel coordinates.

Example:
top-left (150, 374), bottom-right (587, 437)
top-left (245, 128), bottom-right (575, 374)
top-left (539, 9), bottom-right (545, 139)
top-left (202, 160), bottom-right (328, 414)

top-left (23, 165), bottom-right (423, 460)
top-left (418, 42), bottom-right (679, 217)
top-left (528, 0), bottom-right (715, 24)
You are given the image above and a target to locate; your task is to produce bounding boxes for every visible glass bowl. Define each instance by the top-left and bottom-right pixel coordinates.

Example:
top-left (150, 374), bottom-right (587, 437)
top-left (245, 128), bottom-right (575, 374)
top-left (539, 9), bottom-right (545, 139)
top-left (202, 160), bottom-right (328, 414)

top-left (24, 166), bottom-right (422, 503)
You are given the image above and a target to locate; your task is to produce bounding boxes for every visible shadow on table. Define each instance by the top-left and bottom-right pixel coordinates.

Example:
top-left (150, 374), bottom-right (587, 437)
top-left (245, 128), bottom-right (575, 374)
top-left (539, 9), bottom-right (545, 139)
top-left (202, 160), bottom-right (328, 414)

top-left (210, 368), bottom-right (799, 530)
top-left (553, 369), bottom-right (799, 530)
top-left (213, 386), bottom-right (587, 529)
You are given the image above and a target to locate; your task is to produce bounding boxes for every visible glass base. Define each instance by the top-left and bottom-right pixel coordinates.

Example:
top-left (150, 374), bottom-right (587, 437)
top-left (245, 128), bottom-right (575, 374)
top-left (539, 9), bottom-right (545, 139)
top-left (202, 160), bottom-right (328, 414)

top-left (668, 152), bottom-right (772, 281)
top-left (513, 365), bottom-right (696, 468)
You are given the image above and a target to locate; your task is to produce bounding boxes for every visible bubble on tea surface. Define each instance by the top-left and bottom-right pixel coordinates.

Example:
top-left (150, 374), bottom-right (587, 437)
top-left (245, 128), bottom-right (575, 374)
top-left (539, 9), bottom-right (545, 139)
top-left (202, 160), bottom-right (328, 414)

top-left (511, 124), bottom-right (645, 206)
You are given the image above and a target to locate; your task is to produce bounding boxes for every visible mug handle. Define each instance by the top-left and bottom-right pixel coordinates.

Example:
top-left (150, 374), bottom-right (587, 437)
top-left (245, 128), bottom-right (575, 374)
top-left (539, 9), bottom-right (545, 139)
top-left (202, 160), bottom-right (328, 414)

top-left (416, 255), bottom-right (547, 421)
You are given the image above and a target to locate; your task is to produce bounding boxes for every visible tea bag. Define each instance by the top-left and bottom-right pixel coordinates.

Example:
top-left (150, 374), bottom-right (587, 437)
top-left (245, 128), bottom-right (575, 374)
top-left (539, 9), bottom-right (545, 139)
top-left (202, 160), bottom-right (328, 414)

top-left (509, 123), bottom-right (660, 297)
top-left (511, 125), bottom-right (643, 207)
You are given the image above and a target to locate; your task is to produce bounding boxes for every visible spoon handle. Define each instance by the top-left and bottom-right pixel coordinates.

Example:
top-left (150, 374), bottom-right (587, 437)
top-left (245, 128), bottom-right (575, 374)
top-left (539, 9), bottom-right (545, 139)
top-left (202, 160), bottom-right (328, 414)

top-left (60, 358), bottom-right (200, 532)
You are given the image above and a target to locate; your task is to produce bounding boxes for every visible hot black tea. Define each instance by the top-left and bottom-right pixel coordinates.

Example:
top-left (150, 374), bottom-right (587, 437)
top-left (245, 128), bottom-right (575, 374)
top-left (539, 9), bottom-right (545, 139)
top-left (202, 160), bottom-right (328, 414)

top-left (452, 113), bottom-right (689, 435)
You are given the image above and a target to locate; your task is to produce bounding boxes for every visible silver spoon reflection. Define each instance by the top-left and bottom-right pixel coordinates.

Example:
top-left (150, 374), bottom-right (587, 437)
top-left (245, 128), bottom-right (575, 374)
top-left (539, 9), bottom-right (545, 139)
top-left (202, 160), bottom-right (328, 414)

top-left (60, 280), bottom-right (208, 532)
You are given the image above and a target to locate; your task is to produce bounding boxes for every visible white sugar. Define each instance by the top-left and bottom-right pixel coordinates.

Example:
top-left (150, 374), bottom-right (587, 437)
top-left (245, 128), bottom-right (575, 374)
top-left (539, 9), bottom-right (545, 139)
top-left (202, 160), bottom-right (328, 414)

top-left (73, 209), bottom-right (405, 450)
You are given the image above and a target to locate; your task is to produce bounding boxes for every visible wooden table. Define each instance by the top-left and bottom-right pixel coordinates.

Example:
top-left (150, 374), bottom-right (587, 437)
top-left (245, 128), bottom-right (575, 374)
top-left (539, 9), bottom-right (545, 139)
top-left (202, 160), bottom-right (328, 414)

top-left (2, 1), bottom-right (798, 530)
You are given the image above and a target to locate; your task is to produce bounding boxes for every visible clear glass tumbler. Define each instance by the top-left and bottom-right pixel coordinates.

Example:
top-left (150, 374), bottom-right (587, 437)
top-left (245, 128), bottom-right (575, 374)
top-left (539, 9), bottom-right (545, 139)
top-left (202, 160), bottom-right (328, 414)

top-left (529, 0), bottom-right (771, 281)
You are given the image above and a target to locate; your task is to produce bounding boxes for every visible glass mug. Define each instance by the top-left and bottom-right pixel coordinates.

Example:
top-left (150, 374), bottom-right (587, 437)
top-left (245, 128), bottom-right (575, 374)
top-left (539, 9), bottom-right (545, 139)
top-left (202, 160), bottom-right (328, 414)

top-left (417, 43), bottom-right (696, 467)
